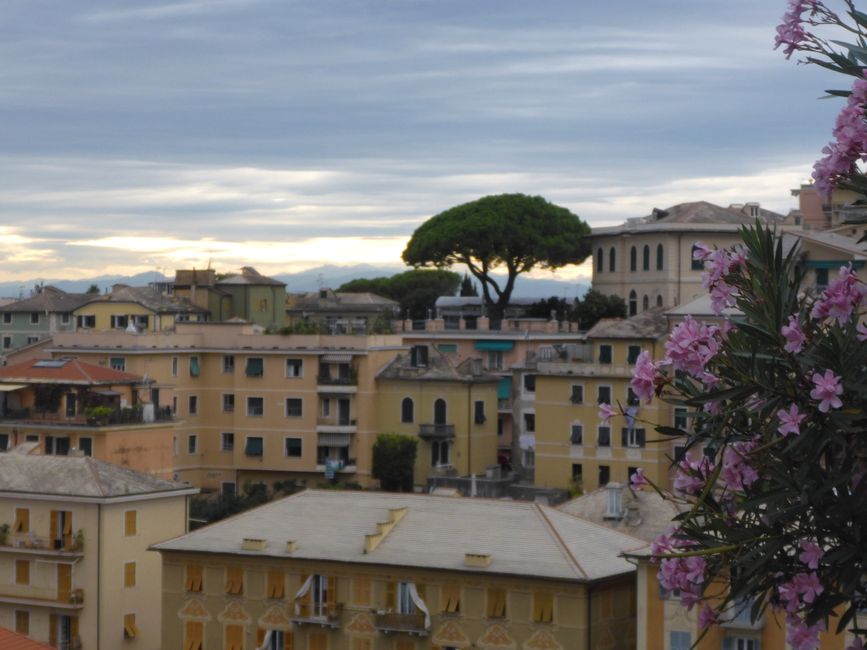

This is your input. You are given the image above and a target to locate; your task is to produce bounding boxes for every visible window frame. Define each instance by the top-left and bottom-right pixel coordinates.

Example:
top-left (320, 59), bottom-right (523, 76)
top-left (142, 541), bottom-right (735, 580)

top-left (285, 358), bottom-right (303, 378)
top-left (221, 432), bottom-right (235, 452)
top-left (285, 437), bottom-right (303, 458)
top-left (187, 434), bottom-right (198, 455)
top-left (247, 396), bottom-right (265, 417)
top-left (285, 398), bottom-right (303, 417)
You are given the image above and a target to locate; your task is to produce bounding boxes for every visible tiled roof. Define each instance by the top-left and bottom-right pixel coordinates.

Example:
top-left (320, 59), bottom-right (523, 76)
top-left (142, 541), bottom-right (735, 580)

top-left (0, 286), bottom-right (91, 313)
top-left (218, 266), bottom-right (285, 287)
top-left (0, 358), bottom-right (144, 385)
top-left (83, 286), bottom-right (207, 314)
top-left (591, 201), bottom-right (786, 236)
top-left (586, 308), bottom-right (668, 340)
top-left (376, 346), bottom-right (499, 383)
top-left (288, 291), bottom-right (399, 312)
top-left (153, 490), bottom-right (647, 582)
top-left (0, 454), bottom-right (195, 499)
top-left (0, 627), bottom-right (55, 650)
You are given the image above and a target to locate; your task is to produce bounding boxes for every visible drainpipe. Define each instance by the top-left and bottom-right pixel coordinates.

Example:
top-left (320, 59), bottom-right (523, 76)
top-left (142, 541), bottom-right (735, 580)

top-left (467, 382), bottom-right (472, 480)
top-left (586, 583), bottom-right (592, 649)
top-left (97, 503), bottom-right (102, 650)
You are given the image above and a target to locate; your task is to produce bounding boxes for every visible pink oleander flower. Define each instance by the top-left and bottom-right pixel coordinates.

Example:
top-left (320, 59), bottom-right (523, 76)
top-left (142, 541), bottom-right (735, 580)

top-left (810, 369), bottom-right (843, 413)
top-left (858, 321), bottom-right (867, 342)
top-left (673, 455), bottom-right (714, 496)
top-left (701, 248), bottom-right (733, 291)
top-left (812, 75), bottom-right (867, 197)
top-left (630, 351), bottom-right (657, 403)
top-left (598, 402), bottom-right (615, 424)
top-left (692, 242), bottom-right (712, 262)
top-left (811, 265), bottom-right (866, 324)
top-left (665, 316), bottom-right (722, 377)
top-left (629, 467), bottom-right (647, 489)
top-left (778, 580), bottom-right (802, 613)
top-left (721, 441), bottom-right (759, 492)
top-left (798, 540), bottom-right (824, 570)
top-left (781, 314), bottom-right (806, 353)
top-left (777, 403), bottom-right (807, 437)
top-left (774, 0), bottom-right (818, 59)
top-left (787, 613), bottom-right (825, 650)
top-left (793, 571), bottom-right (824, 604)
top-left (698, 604), bottom-right (718, 629)
top-left (709, 280), bottom-right (738, 315)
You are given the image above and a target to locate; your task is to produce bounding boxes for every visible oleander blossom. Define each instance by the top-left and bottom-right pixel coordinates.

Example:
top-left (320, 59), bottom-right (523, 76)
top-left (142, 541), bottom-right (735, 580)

top-left (798, 540), bottom-right (824, 570)
top-left (664, 316), bottom-right (722, 377)
top-left (777, 403), bottom-right (807, 437)
top-left (809, 369), bottom-right (843, 412)
top-left (786, 612), bottom-right (825, 650)
top-left (629, 351), bottom-right (658, 403)
top-left (721, 441), bottom-right (759, 492)
top-left (781, 315), bottom-right (807, 353)
top-left (629, 467), bottom-right (648, 488)
top-left (673, 455), bottom-right (715, 496)
top-left (811, 265), bottom-right (867, 324)
top-left (774, 0), bottom-right (819, 59)
top-left (598, 402), bottom-right (615, 424)
top-left (812, 74), bottom-right (867, 196)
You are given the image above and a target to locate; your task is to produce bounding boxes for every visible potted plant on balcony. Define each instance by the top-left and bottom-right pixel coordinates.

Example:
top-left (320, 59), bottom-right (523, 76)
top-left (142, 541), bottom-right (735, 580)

top-left (85, 406), bottom-right (113, 426)
top-left (70, 529), bottom-right (84, 552)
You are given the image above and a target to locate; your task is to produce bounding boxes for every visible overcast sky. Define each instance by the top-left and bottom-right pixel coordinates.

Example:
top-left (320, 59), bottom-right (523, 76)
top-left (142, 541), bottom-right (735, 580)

top-left (0, 0), bottom-right (844, 281)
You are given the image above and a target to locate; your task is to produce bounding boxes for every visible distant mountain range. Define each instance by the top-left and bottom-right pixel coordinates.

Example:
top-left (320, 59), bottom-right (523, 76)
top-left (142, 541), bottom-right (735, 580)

top-left (0, 265), bottom-right (589, 302)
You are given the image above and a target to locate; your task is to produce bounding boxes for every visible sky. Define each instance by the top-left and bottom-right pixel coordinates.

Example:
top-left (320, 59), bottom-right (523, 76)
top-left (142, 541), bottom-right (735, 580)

top-left (0, 0), bottom-right (848, 282)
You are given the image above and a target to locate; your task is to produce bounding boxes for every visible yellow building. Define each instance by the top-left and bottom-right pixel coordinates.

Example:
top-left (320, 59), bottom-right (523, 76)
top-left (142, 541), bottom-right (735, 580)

top-left (0, 452), bottom-right (197, 650)
top-left (534, 310), bottom-right (673, 492)
top-left (152, 489), bottom-right (647, 650)
top-left (374, 345), bottom-right (499, 485)
top-left (72, 285), bottom-right (207, 333)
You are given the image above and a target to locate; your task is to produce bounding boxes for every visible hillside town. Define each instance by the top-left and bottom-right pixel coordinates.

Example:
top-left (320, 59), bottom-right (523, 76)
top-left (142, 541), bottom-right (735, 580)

top-left (0, 182), bottom-right (863, 650)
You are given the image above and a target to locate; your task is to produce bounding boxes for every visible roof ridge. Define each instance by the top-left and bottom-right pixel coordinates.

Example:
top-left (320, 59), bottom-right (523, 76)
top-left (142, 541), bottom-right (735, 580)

top-left (83, 456), bottom-right (110, 497)
top-left (74, 358), bottom-right (95, 383)
top-left (533, 504), bottom-right (588, 580)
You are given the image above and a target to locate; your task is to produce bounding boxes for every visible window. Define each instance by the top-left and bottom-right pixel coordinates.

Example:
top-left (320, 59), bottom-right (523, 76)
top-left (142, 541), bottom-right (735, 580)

top-left (431, 440), bottom-right (450, 467)
top-left (266, 570), bottom-right (285, 599)
top-left (434, 399), bottom-right (447, 425)
top-left (14, 610), bottom-right (29, 635)
top-left (627, 345), bottom-right (641, 365)
top-left (441, 584), bottom-right (461, 614)
top-left (570, 385), bottom-right (583, 404)
top-left (401, 397), bottom-right (414, 423)
top-left (628, 290), bottom-right (637, 316)
top-left (723, 638), bottom-right (758, 650)
top-left (225, 566), bottom-right (244, 595)
top-left (26, 336), bottom-right (38, 345)
top-left (487, 350), bottom-right (503, 370)
top-left (30, 312), bottom-right (39, 324)
top-left (15, 559), bottom-right (30, 584)
top-left (2, 312), bottom-right (10, 324)
top-left (110, 314), bottom-right (128, 329)
top-left (285, 358), bottom-right (303, 377)
top-left (222, 432), bottom-right (235, 451)
top-left (2, 336), bottom-right (10, 349)
top-left (570, 424), bottom-right (583, 445)
top-left (674, 407), bottom-right (688, 431)
top-left (598, 345), bottom-right (612, 364)
top-left (223, 393), bottom-right (235, 412)
top-left (656, 243), bottom-right (664, 270)
top-left (188, 435), bottom-right (197, 454)
top-left (245, 436), bottom-right (264, 457)
top-left (609, 247), bottom-right (616, 272)
top-left (124, 510), bottom-right (137, 536)
top-left (285, 398), bottom-right (303, 417)
top-left (670, 631), bottom-right (691, 650)
top-left (598, 465), bottom-right (610, 486)
top-left (171, 356), bottom-right (178, 376)
top-left (598, 426), bottom-right (611, 447)
top-left (13, 508), bottom-right (29, 533)
top-left (0, 433), bottom-right (7, 451)
top-left (246, 357), bottom-right (264, 377)
top-left (572, 463), bottom-right (583, 481)
top-left (247, 397), bottom-right (264, 416)
top-left (474, 400), bottom-right (485, 424)
top-left (523, 374), bottom-right (536, 393)
top-left (124, 613), bottom-right (139, 639)
top-left (523, 412), bottom-right (535, 433)
top-left (188, 396), bottom-right (198, 415)
top-left (185, 564), bottom-right (204, 592)
top-left (110, 357), bottom-right (126, 371)
top-left (642, 295), bottom-right (649, 311)
top-left (185, 621), bottom-right (204, 650)
top-left (396, 581), bottom-right (416, 615)
top-left (532, 592), bottom-right (554, 623)
top-left (437, 343), bottom-right (458, 354)
top-left (352, 577), bottom-right (371, 606)
top-left (124, 561), bottom-right (136, 588)
top-left (173, 436), bottom-right (178, 456)
top-left (223, 355), bottom-right (235, 373)
top-left (691, 244), bottom-right (705, 270)
top-left (309, 632), bottom-right (328, 650)
top-left (487, 588), bottom-right (507, 618)
top-left (621, 427), bottom-right (647, 448)
top-left (189, 356), bottom-right (200, 377)
top-left (285, 437), bottom-right (302, 457)
top-left (657, 294), bottom-right (664, 307)
top-left (132, 314), bottom-right (149, 329)
top-left (674, 445), bottom-right (686, 462)
top-left (596, 248), bottom-right (603, 272)
top-left (642, 244), bottom-right (650, 271)
top-left (629, 246), bottom-right (637, 272)
top-left (627, 388), bottom-right (639, 406)
top-left (77, 314), bottom-right (96, 329)
top-left (815, 267), bottom-right (829, 289)
top-left (226, 624), bottom-right (244, 650)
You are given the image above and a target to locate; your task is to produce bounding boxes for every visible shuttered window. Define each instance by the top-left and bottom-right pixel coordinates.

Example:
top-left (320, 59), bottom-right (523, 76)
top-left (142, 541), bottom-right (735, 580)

top-left (532, 592), bottom-right (554, 623)
top-left (14, 610), bottom-right (29, 635)
top-left (440, 584), bottom-right (461, 613)
top-left (266, 570), bottom-right (285, 599)
top-left (309, 632), bottom-right (327, 650)
top-left (226, 624), bottom-right (245, 650)
top-left (352, 576), bottom-right (371, 605)
top-left (15, 560), bottom-right (30, 585)
top-left (124, 613), bottom-right (140, 639)
top-left (487, 588), bottom-right (507, 618)
top-left (124, 510), bottom-right (137, 536)
top-left (185, 564), bottom-right (203, 592)
top-left (124, 562), bottom-right (136, 588)
top-left (184, 621), bottom-right (203, 650)
top-left (226, 566), bottom-right (244, 594)
top-left (13, 508), bottom-right (29, 533)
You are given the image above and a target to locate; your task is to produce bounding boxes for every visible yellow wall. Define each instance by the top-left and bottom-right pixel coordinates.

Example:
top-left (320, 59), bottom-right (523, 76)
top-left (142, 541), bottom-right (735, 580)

top-left (72, 301), bottom-right (175, 332)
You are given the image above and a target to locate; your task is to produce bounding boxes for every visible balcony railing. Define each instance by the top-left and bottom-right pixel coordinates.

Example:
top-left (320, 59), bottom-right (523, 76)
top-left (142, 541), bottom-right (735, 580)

top-left (316, 375), bottom-right (358, 386)
top-left (0, 405), bottom-right (173, 427)
top-left (418, 424), bottom-right (455, 440)
top-left (316, 416), bottom-right (355, 427)
top-left (374, 611), bottom-right (427, 635)
top-left (0, 532), bottom-right (83, 554)
top-left (291, 602), bottom-right (343, 628)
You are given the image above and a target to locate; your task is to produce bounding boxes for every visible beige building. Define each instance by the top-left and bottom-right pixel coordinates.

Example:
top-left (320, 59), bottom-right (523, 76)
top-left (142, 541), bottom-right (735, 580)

top-left (153, 489), bottom-right (647, 650)
top-left (0, 452), bottom-right (196, 649)
top-left (589, 201), bottom-right (787, 312)
top-left (286, 290), bottom-right (400, 334)
top-left (72, 285), bottom-right (207, 333)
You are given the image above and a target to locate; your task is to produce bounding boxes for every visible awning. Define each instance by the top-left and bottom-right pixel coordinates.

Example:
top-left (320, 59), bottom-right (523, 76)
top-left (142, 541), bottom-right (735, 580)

top-left (321, 354), bottom-right (352, 363)
top-left (318, 433), bottom-right (351, 447)
top-left (0, 384), bottom-right (26, 392)
top-left (497, 377), bottom-right (512, 400)
top-left (245, 437), bottom-right (264, 456)
top-left (474, 340), bottom-right (514, 351)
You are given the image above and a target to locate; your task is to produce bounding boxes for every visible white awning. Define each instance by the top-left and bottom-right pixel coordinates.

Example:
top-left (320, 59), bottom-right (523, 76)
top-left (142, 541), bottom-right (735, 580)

top-left (0, 384), bottom-right (26, 392)
top-left (519, 433), bottom-right (536, 451)
top-left (320, 354), bottom-right (352, 364)
top-left (318, 433), bottom-right (351, 447)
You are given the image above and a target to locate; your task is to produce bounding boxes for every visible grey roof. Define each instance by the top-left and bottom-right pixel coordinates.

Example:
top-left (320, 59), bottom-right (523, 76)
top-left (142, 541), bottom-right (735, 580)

top-left (217, 266), bottom-right (286, 287)
top-left (0, 286), bottom-right (91, 314)
top-left (84, 286), bottom-right (207, 314)
top-left (783, 230), bottom-right (867, 260)
top-left (153, 490), bottom-right (647, 582)
top-left (665, 294), bottom-right (742, 318)
top-left (435, 296), bottom-right (538, 308)
top-left (376, 346), bottom-right (499, 383)
top-left (559, 484), bottom-right (684, 544)
top-left (0, 454), bottom-right (195, 500)
top-left (586, 308), bottom-right (668, 340)
top-left (288, 290), bottom-right (399, 312)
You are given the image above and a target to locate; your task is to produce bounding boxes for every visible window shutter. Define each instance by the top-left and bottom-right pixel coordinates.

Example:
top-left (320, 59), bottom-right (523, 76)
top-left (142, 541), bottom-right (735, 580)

top-left (385, 581), bottom-right (396, 609)
top-left (327, 576), bottom-right (337, 607)
top-left (49, 614), bottom-right (58, 647)
top-left (63, 512), bottom-right (73, 535)
top-left (257, 629), bottom-right (266, 646)
top-left (124, 562), bottom-right (136, 588)
top-left (125, 510), bottom-right (137, 536)
top-left (50, 510), bottom-right (58, 541)
top-left (352, 576), bottom-right (371, 605)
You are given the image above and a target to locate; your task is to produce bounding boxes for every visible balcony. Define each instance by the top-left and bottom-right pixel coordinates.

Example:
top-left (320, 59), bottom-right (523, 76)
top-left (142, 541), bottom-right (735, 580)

top-left (0, 532), bottom-right (84, 557)
top-left (316, 375), bottom-right (358, 394)
top-left (418, 424), bottom-right (455, 440)
top-left (0, 587), bottom-right (84, 610)
top-left (291, 602), bottom-right (343, 629)
top-left (0, 405), bottom-right (173, 427)
top-left (315, 416), bottom-right (357, 434)
top-left (497, 399), bottom-right (511, 412)
top-left (374, 611), bottom-right (428, 636)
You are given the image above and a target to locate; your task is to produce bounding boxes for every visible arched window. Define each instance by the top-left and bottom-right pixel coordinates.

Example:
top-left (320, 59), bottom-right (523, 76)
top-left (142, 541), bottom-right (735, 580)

top-left (596, 248), bottom-right (604, 273)
top-left (401, 397), bottom-right (414, 423)
top-left (434, 398), bottom-right (447, 425)
top-left (609, 247), bottom-right (616, 272)
top-left (656, 295), bottom-right (663, 307)
top-left (656, 244), bottom-right (664, 270)
top-left (628, 290), bottom-right (637, 316)
top-left (642, 245), bottom-right (650, 271)
top-left (629, 246), bottom-right (637, 272)
top-left (642, 295), bottom-right (649, 311)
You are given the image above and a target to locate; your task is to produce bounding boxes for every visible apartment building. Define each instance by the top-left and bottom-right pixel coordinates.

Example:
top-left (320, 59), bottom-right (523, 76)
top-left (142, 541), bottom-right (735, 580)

top-left (0, 357), bottom-right (175, 477)
top-left (0, 287), bottom-right (89, 358)
top-left (374, 345), bottom-right (499, 484)
top-left (0, 452), bottom-right (196, 650)
top-left (72, 285), bottom-right (207, 333)
top-left (286, 290), bottom-right (400, 334)
top-left (152, 489), bottom-right (647, 650)
top-left (533, 309), bottom-right (673, 492)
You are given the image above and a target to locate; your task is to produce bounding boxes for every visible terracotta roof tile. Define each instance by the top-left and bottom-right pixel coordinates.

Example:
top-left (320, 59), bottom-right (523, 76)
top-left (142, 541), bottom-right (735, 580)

top-left (0, 627), bottom-right (55, 650)
top-left (0, 358), bottom-right (144, 385)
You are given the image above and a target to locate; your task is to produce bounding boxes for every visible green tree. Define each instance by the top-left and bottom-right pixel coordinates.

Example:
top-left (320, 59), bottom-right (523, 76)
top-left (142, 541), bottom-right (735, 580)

top-left (459, 273), bottom-right (478, 297)
top-left (371, 433), bottom-right (418, 492)
top-left (86, 284), bottom-right (100, 295)
top-left (402, 194), bottom-right (591, 322)
top-left (338, 269), bottom-right (460, 320)
top-left (525, 296), bottom-right (570, 320)
top-left (572, 290), bottom-right (626, 330)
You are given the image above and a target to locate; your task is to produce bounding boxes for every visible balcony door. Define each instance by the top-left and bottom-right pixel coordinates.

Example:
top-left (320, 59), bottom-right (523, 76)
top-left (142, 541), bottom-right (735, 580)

top-left (338, 399), bottom-right (350, 426)
top-left (434, 399), bottom-right (447, 426)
